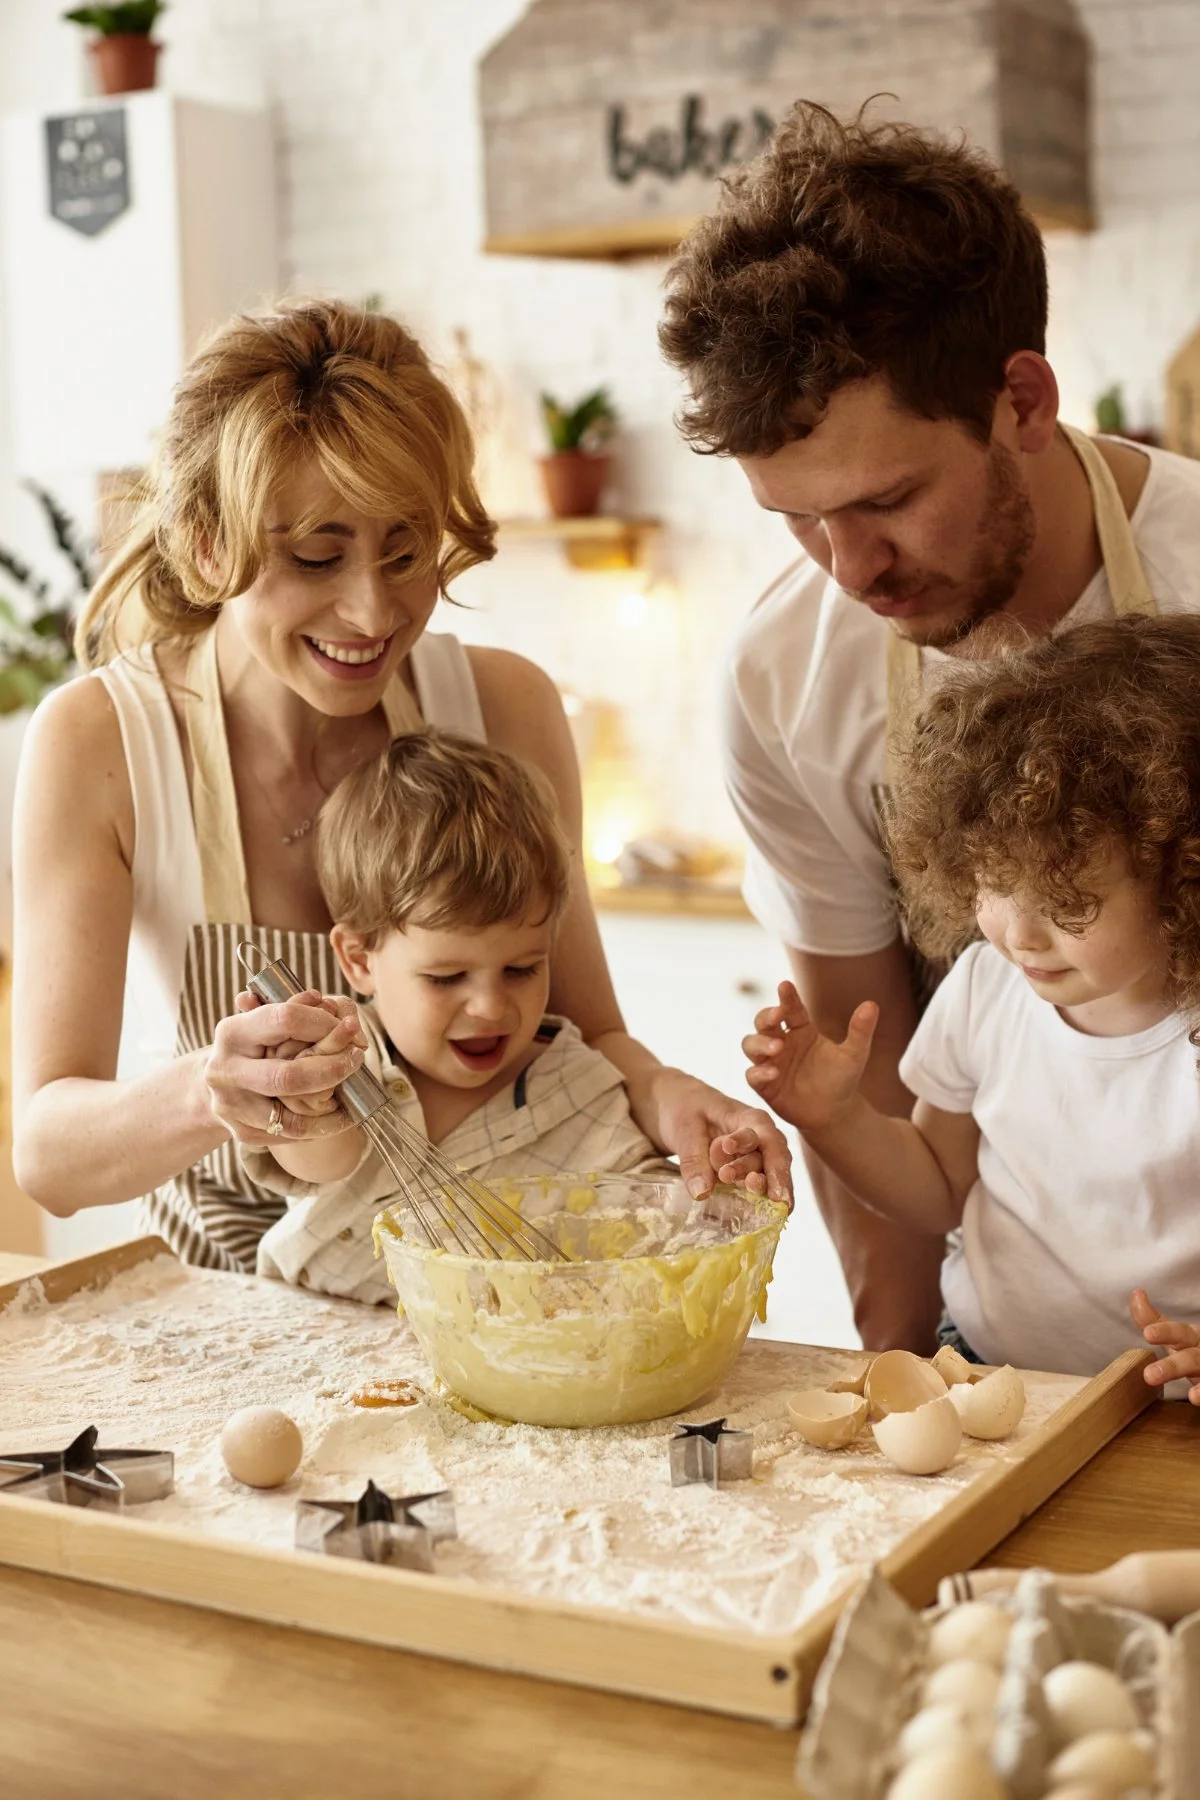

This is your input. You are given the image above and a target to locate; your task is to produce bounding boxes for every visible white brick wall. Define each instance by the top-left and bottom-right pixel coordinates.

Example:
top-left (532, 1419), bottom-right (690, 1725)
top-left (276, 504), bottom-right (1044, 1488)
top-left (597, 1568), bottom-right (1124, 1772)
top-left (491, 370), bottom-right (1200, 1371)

top-left (0, 0), bottom-right (1197, 842)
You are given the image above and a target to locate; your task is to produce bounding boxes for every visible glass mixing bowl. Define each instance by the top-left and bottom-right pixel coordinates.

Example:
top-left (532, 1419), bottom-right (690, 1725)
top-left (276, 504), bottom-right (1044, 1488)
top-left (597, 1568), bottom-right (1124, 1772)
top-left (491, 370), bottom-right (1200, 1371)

top-left (373, 1173), bottom-right (786, 1428)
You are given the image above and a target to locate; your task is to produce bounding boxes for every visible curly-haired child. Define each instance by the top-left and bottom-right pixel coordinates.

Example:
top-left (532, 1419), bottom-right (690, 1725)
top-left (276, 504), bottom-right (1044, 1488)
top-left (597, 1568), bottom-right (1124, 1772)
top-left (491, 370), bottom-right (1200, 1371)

top-left (745, 615), bottom-right (1200, 1398)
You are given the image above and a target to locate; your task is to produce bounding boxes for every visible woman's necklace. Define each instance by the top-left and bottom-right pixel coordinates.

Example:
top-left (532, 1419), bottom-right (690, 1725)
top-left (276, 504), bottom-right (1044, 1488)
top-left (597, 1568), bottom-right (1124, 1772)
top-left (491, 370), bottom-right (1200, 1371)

top-left (257, 721), bottom-right (380, 847)
top-left (280, 813), bottom-right (314, 848)
top-left (251, 772), bottom-right (320, 848)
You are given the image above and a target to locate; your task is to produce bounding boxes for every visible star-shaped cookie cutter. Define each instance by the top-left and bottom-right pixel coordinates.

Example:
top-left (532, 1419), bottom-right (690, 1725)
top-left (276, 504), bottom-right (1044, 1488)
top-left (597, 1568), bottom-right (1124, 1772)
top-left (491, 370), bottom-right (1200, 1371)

top-left (669, 1418), bottom-right (754, 1490)
top-left (0, 1424), bottom-right (175, 1509)
top-left (295, 1480), bottom-right (457, 1571)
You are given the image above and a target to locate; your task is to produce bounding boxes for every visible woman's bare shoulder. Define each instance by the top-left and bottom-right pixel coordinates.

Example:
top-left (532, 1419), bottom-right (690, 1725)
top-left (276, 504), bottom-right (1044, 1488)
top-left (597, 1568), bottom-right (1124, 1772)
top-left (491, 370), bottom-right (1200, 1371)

top-left (22, 673), bottom-right (133, 844)
top-left (464, 645), bottom-right (581, 822)
top-left (28, 669), bottom-right (123, 752)
top-left (465, 645), bottom-right (565, 734)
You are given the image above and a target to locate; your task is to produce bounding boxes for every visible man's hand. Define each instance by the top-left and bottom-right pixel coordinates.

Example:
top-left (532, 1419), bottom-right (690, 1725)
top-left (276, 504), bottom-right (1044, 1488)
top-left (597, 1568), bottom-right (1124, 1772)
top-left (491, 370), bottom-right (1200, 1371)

top-left (743, 979), bottom-right (878, 1132)
top-left (1132, 1289), bottom-right (1200, 1403)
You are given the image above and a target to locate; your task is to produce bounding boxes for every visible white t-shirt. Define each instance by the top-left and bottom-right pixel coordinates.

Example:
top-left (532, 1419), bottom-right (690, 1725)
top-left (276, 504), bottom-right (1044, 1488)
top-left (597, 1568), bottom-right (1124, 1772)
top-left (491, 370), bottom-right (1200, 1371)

top-left (899, 941), bottom-right (1200, 1377)
top-left (724, 443), bottom-right (1200, 955)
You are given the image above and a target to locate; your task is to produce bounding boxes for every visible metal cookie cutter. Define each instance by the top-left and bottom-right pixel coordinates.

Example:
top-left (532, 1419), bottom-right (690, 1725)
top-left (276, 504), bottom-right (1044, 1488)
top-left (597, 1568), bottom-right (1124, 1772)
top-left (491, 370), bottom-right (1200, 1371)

top-left (0, 1424), bottom-right (174, 1509)
top-left (295, 1480), bottom-right (457, 1571)
top-left (669, 1418), bottom-right (754, 1490)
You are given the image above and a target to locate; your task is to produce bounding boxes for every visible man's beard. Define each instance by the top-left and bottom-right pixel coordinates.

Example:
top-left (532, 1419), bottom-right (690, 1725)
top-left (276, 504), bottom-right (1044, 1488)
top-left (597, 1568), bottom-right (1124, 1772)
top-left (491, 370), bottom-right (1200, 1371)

top-left (852, 442), bottom-right (1037, 653)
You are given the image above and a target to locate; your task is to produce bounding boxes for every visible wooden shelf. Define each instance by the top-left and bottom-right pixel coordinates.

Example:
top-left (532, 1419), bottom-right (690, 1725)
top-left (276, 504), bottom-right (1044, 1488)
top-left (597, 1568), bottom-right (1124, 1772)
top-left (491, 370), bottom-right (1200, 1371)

top-left (483, 200), bottom-right (1091, 264)
top-left (589, 880), bottom-right (751, 920)
top-left (496, 516), bottom-right (659, 572)
top-left (484, 217), bottom-right (696, 261)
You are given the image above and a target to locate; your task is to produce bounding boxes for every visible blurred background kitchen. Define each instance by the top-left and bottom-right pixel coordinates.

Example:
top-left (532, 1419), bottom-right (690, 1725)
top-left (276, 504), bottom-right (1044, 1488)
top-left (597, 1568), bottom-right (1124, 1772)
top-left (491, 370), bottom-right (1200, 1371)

top-left (0, 0), bottom-right (1196, 1347)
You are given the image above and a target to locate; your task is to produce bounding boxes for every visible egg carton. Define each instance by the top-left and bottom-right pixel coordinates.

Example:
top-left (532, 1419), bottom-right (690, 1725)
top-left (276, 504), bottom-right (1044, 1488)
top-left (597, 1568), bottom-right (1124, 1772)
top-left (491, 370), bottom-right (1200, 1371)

top-left (796, 1566), bottom-right (1199, 1800)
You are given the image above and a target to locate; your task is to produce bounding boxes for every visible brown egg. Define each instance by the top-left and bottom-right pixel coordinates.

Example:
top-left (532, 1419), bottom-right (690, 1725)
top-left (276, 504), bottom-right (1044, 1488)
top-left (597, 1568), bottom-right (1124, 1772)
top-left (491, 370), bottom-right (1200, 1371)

top-left (220, 1405), bottom-right (303, 1488)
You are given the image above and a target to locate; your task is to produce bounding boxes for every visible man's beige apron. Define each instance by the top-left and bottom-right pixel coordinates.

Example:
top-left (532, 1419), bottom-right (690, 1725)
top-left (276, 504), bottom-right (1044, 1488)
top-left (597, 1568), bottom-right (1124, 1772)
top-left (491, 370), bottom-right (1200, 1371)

top-left (143, 627), bottom-right (423, 1273)
top-left (879, 426), bottom-right (1157, 1005)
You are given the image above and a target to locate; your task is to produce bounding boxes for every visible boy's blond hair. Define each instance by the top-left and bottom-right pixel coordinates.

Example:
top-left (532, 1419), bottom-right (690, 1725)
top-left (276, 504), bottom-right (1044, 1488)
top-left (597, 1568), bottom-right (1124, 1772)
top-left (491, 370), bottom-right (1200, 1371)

top-left (317, 730), bottom-right (572, 943)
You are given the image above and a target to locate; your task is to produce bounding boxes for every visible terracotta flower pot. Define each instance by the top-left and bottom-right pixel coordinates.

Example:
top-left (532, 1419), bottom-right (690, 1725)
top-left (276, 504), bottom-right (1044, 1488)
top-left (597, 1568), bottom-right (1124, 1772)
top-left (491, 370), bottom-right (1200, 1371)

top-left (539, 452), bottom-right (610, 519)
top-left (89, 34), bottom-right (161, 96)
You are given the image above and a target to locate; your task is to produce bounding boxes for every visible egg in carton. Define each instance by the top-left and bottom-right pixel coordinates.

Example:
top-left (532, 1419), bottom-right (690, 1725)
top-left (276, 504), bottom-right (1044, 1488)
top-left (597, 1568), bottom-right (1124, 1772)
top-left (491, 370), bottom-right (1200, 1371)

top-left (797, 1565), bottom-right (1181, 1800)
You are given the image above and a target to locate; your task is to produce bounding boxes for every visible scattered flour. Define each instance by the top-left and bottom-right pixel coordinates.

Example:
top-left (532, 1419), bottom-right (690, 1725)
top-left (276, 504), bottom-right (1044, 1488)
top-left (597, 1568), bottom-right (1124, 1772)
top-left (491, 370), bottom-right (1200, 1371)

top-left (0, 1255), bottom-right (1084, 1637)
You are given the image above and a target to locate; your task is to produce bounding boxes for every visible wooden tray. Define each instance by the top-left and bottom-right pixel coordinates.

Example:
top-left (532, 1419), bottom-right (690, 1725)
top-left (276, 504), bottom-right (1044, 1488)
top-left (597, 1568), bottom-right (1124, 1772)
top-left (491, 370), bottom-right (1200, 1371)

top-left (0, 1236), bottom-right (1157, 1726)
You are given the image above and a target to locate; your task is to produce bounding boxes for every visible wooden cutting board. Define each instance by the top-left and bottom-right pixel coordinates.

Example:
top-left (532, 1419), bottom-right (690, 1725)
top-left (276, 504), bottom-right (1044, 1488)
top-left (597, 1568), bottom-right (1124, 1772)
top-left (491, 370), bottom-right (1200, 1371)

top-left (0, 1234), bottom-right (1157, 1725)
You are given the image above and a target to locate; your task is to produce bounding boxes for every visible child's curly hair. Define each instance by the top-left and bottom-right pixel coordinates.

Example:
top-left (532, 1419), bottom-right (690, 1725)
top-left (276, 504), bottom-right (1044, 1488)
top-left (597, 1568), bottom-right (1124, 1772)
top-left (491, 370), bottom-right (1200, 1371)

top-left (888, 616), bottom-right (1200, 1018)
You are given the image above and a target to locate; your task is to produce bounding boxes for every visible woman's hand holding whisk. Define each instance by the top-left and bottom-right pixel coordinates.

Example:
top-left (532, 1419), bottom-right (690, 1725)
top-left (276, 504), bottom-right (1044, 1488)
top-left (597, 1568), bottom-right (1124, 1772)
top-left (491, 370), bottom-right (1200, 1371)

top-left (256, 994), bottom-right (369, 1120)
top-left (205, 991), bottom-right (367, 1145)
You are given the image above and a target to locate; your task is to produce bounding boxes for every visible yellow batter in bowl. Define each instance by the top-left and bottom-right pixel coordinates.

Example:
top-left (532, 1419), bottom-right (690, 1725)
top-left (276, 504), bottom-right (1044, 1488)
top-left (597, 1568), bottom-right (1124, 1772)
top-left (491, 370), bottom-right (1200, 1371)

top-left (374, 1175), bottom-right (786, 1427)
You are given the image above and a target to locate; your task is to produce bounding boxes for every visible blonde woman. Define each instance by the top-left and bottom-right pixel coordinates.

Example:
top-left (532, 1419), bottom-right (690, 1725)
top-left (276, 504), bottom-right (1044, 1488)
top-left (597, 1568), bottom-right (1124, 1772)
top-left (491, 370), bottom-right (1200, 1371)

top-left (13, 299), bottom-right (789, 1272)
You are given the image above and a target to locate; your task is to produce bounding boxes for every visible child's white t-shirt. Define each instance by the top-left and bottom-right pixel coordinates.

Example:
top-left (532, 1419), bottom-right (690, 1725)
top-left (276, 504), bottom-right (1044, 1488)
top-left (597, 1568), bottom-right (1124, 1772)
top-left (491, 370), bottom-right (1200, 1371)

top-left (899, 941), bottom-right (1200, 1376)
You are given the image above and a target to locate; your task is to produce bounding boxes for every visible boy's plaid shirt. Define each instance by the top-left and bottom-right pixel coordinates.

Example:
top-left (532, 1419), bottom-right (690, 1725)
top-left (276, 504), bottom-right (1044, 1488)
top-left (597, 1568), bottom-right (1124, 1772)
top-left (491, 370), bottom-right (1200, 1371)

top-left (245, 1011), bottom-right (675, 1304)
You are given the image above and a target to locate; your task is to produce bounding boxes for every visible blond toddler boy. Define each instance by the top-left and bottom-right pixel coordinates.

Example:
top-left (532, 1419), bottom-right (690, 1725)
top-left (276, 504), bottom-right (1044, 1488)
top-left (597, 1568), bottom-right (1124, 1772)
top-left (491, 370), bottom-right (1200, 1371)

top-left (245, 730), bottom-right (682, 1303)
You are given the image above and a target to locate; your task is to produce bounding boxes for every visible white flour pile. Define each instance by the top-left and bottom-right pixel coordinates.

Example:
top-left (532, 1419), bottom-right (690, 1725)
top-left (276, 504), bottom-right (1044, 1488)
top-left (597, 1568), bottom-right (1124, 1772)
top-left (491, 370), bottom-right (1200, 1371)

top-left (0, 1255), bottom-right (1084, 1637)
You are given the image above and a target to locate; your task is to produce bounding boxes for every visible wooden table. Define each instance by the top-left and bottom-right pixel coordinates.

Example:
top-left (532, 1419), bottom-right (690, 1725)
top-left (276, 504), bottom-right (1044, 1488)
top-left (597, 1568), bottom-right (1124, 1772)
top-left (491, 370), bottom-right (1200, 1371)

top-left (0, 1247), bottom-right (1196, 1800)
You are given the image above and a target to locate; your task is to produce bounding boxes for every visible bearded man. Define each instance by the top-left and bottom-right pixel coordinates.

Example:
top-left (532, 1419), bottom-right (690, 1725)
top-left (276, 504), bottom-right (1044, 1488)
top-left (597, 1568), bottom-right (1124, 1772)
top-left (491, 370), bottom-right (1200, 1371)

top-left (661, 101), bottom-right (1200, 1352)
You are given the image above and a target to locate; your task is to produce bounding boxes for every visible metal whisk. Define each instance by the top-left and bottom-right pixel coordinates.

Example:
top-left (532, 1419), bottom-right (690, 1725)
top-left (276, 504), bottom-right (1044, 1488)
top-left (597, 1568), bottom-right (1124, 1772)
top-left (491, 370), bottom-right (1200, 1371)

top-left (238, 946), bottom-right (570, 1262)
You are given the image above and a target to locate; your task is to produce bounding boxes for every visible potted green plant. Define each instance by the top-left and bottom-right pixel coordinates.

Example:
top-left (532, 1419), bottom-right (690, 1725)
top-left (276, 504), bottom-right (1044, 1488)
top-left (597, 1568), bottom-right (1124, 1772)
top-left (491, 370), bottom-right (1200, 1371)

top-left (539, 388), bottom-right (617, 518)
top-left (1093, 383), bottom-right (1160, 447)
top-left (63, 1), bottom-right (167, 96)
top-left (0, 485), bottom-right (91, 715)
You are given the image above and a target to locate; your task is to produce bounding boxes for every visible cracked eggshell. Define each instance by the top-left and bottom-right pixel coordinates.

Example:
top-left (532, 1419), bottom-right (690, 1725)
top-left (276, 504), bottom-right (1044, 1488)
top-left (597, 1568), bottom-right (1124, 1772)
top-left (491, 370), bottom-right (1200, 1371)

top-left (865, 1348), bottom-right (948, 1420)
top-left (787, 1387), bottom-right (868, 1448)
top-left (949, 1364), bottom-right (1026, 1440)
top-left (827, 1356), bottom-right (873, 1395)
top-left (930, 1344), bottom-right (977, 1386)
top-left (928, 1601), bottom-right (1014, 1670)
top-left (873, 1393), bottom-right (962, 1474)
top-left (884, 1748), bottom-right (1006, 1800)
top-left (1042, 1662), bottom-right (1140, 1746)
top-left (1046, 1730), bottom-right (1156, 1789)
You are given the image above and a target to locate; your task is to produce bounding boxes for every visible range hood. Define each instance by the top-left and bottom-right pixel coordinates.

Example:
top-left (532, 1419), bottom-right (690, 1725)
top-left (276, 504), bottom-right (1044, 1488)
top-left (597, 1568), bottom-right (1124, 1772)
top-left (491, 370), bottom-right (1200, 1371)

top-left (480, 0), bottom-right (1091, 258)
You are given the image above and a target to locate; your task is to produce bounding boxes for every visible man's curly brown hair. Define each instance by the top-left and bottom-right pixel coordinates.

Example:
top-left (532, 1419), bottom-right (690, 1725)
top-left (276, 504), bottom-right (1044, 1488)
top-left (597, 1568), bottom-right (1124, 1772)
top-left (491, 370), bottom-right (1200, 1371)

top-left (887, 617), bottom-right (1200, 1022)
top-left (659, 99), bottom-right (1047, 455)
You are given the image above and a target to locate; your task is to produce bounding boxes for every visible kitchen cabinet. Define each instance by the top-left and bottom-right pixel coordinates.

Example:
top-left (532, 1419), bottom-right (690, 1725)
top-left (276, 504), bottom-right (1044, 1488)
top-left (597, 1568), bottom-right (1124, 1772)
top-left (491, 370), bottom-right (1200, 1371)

top-left (0, 91), bottom-right (278, 477)
top-left (597, 907), bottom-right (858, 1349)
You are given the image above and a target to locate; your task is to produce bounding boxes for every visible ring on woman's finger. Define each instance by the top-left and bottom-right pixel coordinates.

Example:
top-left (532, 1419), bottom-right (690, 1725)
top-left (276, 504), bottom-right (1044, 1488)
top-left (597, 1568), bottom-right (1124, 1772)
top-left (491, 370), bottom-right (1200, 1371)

top-left (268, 1099), bottom-right (285, 1138)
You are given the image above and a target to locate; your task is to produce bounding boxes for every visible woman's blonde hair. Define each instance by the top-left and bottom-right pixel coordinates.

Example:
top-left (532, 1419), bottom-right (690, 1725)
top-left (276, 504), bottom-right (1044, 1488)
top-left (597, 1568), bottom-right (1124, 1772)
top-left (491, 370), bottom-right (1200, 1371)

top-left (77, 298), bottom-right (495, 668)
top-left (317, 729), bottom-right (573, 945)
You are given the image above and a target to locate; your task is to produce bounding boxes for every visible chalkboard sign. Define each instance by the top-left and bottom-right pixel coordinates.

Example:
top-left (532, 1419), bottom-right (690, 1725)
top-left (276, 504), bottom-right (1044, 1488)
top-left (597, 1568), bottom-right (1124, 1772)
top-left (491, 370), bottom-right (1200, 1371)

top-left (46, 108), bottom-right (130, 238)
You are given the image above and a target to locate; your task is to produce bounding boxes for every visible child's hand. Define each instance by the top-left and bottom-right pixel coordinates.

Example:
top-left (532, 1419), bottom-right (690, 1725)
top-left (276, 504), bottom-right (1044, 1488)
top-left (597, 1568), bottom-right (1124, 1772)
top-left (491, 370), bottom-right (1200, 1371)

top-left (707, 1127), bottom-right (782, 1204)
top-left (1131, 1289), bottom-right (1200, 1403)
top-left (743, 980), bottom-right (878, 1132)
top-left (236, 989), bottom-right (367, 1122)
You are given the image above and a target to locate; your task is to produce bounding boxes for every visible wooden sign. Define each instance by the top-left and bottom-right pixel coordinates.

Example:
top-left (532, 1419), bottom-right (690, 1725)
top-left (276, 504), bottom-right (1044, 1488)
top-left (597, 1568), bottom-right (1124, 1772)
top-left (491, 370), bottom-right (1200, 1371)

top-left (45, 108), bottom-right (130, 238)
top-left (479, 0), bottom-right (1093, 259)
